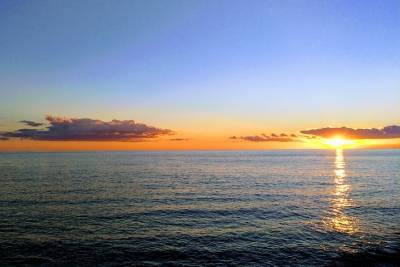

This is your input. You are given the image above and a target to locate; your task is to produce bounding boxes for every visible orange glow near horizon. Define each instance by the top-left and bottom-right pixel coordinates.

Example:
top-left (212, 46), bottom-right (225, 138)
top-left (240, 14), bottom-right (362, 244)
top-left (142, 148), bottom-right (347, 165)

top-left (324, 137), bottom-right (355, 149)
top-left (0, 134), bottom-right (399, 152)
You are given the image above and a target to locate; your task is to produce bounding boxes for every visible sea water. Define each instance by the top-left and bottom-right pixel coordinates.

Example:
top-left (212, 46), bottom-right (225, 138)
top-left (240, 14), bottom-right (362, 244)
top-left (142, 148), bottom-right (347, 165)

top-left (0, 150), bottom-right (399, 265)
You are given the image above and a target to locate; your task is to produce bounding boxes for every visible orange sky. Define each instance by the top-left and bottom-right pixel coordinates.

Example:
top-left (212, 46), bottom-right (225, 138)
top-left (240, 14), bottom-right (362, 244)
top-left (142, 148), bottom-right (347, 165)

top-left (0, 135), bottom-right (398, 152)
top-left (1, 115), bottom-right (400, 151)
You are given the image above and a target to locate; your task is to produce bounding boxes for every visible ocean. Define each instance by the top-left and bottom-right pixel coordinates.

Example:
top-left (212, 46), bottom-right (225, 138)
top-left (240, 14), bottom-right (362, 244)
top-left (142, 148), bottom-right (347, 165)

top-left (0, 150), bottom-right (399, 266)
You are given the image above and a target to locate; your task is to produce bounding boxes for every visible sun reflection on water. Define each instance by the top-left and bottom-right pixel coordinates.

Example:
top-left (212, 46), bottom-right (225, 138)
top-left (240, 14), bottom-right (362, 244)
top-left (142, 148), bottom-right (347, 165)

top-left (329, 149), bottom-right (359, 234)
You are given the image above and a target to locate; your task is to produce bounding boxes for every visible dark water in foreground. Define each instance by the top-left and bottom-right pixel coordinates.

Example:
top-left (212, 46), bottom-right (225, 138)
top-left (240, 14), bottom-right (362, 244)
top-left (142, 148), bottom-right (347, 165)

top-left (0, 150), bottom-right (399, 266)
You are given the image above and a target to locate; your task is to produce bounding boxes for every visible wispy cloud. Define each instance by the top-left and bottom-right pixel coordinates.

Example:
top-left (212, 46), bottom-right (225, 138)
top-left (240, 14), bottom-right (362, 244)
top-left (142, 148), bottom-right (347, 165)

top-left (230, 134), bottom-right (297, 142)
top-left (20, 120), bottom-right (43, 127)
top-left (301, 125), bottom-right (400, 139)
top-left (1, 115), bottom-right (174, 141)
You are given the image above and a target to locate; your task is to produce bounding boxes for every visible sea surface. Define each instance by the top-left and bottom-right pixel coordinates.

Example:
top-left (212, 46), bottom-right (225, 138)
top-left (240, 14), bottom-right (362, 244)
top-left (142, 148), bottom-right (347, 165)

top-left (0, 150), bottom-right (399, 266)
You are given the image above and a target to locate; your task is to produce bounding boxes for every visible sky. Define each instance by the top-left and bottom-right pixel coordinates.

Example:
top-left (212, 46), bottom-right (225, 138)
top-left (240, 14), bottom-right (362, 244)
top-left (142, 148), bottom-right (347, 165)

top-left (0, 0), bottom-right (399, 151)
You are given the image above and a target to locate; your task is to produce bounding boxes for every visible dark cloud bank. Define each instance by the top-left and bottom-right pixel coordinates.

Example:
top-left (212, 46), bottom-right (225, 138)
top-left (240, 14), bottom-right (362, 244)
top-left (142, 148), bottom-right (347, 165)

top-left (301, 126), bottom-right (400, 139)
top-left (0, 116), bottom-right (173, 141)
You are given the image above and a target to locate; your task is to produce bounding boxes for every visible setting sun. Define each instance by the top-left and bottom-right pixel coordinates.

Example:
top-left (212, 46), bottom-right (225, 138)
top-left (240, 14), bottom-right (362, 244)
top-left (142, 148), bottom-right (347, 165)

top-left (325, 137), bottom-right (354, 148)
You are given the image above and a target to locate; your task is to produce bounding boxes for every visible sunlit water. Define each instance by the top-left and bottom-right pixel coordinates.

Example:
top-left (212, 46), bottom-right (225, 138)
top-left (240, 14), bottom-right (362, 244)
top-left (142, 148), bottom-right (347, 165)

top-left (0, 150), bottom-right (399, 266)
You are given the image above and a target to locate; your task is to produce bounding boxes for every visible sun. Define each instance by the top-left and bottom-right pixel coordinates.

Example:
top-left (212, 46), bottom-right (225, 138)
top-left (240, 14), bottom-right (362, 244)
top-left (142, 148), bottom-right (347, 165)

top-left (325, 136), bottom-right (354, 148)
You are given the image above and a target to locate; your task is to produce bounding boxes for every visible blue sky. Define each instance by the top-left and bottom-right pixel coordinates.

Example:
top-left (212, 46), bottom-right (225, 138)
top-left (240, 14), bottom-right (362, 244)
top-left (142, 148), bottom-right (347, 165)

top-left (0, 0), bottom-right (399, 137)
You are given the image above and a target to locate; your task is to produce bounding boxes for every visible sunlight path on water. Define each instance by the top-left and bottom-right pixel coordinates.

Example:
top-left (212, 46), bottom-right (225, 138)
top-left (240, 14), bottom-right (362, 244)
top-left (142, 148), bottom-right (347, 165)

top-left (329, 148), bottom-right (359, 234)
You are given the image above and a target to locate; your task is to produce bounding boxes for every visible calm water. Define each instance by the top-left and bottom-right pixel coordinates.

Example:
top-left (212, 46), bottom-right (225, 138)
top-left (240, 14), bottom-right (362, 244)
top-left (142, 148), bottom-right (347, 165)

top-left (0, 150), bottom-right (399, 266)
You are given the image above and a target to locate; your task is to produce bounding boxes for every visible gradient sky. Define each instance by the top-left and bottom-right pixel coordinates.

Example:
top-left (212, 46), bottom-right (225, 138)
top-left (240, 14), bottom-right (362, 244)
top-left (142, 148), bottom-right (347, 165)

top-left (0, 0), bottom-right (399, 150)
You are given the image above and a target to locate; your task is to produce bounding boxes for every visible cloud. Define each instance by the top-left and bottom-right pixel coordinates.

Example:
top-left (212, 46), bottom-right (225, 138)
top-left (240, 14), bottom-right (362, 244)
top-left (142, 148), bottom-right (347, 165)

top-left (1, 115), bottom-right (174, 141)
top-left (301, 125), bottom-right (400, 139)
top-left (242, 135), bottom-right (270, 142)
top-left (169, 138), bottom-right (190, 141)
top-left (231, 134), bottom-right (296, 142)
top-left (20, 120), bottom-right (43, 127)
